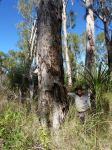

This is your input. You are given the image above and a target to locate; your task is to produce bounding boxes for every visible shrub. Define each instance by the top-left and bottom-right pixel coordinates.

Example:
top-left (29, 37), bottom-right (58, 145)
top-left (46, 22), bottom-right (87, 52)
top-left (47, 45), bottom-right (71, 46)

top-left (0, 101), bottom-right (49, 150)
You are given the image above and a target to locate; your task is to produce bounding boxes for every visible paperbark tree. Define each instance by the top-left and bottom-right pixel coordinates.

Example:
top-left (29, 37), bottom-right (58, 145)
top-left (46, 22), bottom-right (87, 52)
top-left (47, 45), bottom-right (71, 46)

top-left (36, 0), bottom-right (68, 129)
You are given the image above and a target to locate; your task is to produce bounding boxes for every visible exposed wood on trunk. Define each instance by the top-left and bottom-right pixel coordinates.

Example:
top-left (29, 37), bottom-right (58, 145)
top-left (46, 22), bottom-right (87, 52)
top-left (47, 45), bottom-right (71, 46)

top-left (36, 0), bottom-right (68, 129)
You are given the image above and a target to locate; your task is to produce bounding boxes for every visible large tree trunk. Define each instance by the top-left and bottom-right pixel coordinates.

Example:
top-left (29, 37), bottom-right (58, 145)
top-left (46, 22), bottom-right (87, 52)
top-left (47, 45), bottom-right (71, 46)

top-left (62, 0), bottom-right (72, 89)
top-left (85, 0), bottom-right (95, 73)
top-left (36, 0), bottom-right (68, 129)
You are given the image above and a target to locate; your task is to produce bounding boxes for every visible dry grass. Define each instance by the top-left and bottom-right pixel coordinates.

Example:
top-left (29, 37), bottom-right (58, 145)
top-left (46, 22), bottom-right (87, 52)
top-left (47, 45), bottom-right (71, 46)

top-left (50, 101), bottom-right (112, 150)
top-left (0, 93), bottom-right (112, 150)
top-left (0, 95), bottom-right (49, 150)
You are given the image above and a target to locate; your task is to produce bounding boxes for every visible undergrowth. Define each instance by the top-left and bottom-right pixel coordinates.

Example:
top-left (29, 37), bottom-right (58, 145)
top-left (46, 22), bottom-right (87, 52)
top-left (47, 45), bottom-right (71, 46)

top-left (51, 104), bottom-right (112, 150)
top-left (0, 93), bottom-right (112, 150)
top-left (0, 99), bottom-right (49, 150)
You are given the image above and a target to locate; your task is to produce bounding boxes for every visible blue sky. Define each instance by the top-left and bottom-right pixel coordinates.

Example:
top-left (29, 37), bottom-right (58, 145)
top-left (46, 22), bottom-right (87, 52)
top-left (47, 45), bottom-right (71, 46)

top-left (0, 0), bottom-right (22, 53)
top-left (67, 0), bottom-right (86, 33)
top-left (0, 0), bottom-right (87, 53)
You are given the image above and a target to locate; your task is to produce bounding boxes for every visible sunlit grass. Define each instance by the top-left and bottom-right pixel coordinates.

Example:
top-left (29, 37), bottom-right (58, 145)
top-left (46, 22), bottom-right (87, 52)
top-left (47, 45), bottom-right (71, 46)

top-left (51, 101), bottom-right (112, 150)
top-left (0, 93), bottom-right (112, 150)
top-left (0, 97), bottom-right (49, 150)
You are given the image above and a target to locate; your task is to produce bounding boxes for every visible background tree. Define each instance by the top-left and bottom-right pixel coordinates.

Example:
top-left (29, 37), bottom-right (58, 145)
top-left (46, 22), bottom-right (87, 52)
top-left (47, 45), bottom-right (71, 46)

top-left (67, 33), bottom-right (79, 89)
top-left (93, 0), bottom-right (112, 74)
top-left (17, 0), bottom-right (38, 100)
top-left (62, 0), bottom-right (75, 89)
top-left (85, 0), bottom-right (95, 73)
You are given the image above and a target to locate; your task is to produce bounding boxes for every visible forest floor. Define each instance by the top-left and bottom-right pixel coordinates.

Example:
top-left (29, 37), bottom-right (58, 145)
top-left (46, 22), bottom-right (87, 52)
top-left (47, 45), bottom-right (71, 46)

top-left (0, 93), bottom-right (112, 150)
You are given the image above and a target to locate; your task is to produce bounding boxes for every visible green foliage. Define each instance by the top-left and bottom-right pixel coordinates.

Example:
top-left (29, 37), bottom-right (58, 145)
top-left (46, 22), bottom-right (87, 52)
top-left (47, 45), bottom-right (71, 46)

top-left (0, 49), bottom-right (31, 96)
top-left (84, 63), bottom-right (110, 111)
top-left (0, 92), bottom-right (112, 150)
top-left (17, 0), bottom-right (37, 52)
top-left (0, 50), bottom-right (19, 72)
top-left (37, 127), bottom-right (50, 150)
top-left (96, 32), bottom-right (105, 43)
top-left (0, 108), bottom-right (25, 150)
top-left (7, 65), bottom-right (29, 91)
top-left (95, 32), bottom-right (106, 62)
top-left (67, 33), bottom-right (79, 53)
top-left (0, 51), bottom-right (8, 68)
top-left (80, 31), bottom-right (86, 51)
top-left (17, 0), bottom-right (37, 21)
top-left (0, 100), bottom-right (49, 150)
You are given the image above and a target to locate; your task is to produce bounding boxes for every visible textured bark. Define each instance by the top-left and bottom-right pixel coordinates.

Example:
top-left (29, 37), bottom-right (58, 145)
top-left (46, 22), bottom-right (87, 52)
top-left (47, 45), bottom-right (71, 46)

top-left (62, 0), bottom-right (72, 88)
top-left (85, 0), bottom-right (95, 73)
top-left (36, 0), bottom-right (68, 129)
top-left (104, 22), bottom-right (112, 73)
top-left (107, 42), bottom-right (112, 72)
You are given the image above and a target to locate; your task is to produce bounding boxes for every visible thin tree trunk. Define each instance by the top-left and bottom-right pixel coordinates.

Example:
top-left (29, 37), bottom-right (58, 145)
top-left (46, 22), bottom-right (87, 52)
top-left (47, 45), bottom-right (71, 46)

top-left (107, 42), bottom-right (112, 72)
top-left (29, 70), bottom-right (34, 100)
top-left (62, 0), bottom-right (72, 88)
top-left (104, 21), bottom-right (112, 73)
top-left (36, 0), bottom-right (68, 129)
top-left (85, 0), bottom-right (95, 73)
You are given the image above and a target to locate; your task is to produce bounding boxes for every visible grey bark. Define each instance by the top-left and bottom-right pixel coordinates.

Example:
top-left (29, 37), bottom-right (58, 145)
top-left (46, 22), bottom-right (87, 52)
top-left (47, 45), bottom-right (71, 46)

top-left (85, 0), bottom-right (95, 73)
top-left (62, 0), bottom-right (72, 88)
top-left (36, 0), bottom-right (68, 129)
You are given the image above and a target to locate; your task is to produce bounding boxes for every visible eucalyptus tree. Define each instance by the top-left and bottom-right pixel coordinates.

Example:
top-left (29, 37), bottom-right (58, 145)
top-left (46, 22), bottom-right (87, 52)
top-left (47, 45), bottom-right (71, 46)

top-left (17, 0), bottom-right (37, 55)
top-left (18, 0), bottom-right (38, 100)
top-left (62, 0), bottom-right (72, 88)
top-left (67, 33), bottom-right (79, 87)
top-left (83, 0), bottom-right (95, 73)
top-left (36, 0), bottom-right (68, 128)
top-left (93, 0), bottom-right (112, 73)
top-left (62, 0), bottom-right (75, 89)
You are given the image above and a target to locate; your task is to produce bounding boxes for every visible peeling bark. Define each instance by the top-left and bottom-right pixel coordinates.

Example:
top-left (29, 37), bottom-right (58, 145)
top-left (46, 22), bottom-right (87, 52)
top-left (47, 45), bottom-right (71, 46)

top-left (36, 0), bottom-right (68, 129)
top-left (85, 0), bottom-right (95, 73)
